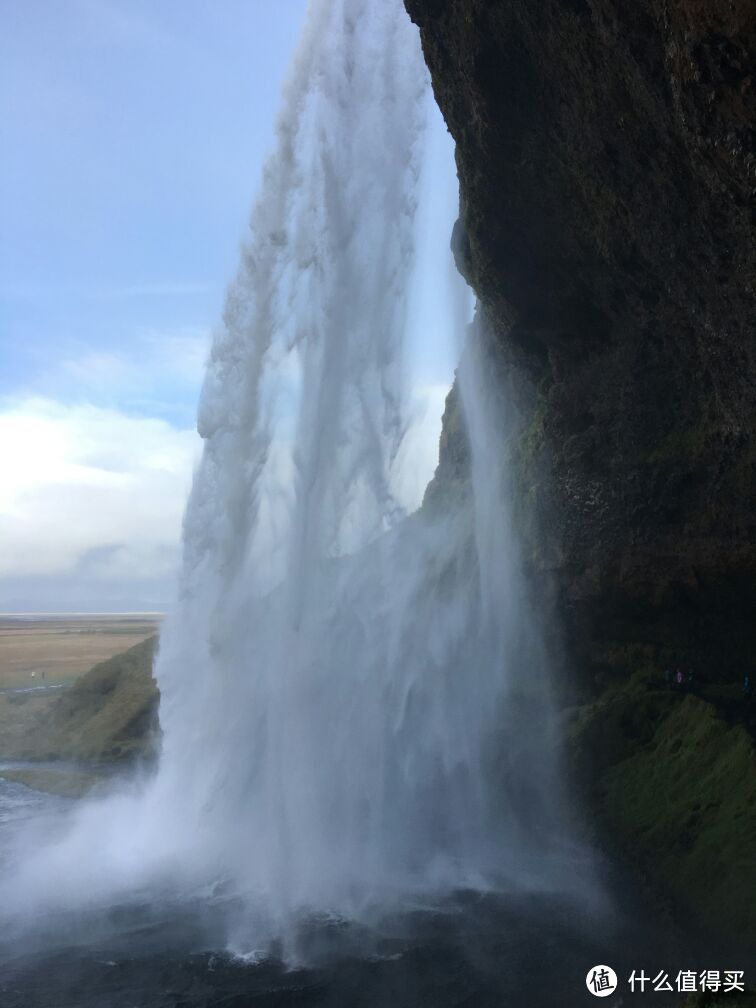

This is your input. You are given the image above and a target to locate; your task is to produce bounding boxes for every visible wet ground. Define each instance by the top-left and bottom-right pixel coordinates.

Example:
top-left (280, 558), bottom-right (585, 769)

top-left (0, 896), bottom-right (704, 1007)
top-left (0, 777), bottom-right (748, 1008)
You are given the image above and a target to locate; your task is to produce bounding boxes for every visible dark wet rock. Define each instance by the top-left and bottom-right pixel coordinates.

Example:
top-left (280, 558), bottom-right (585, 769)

top-left (407, 0), bottom-right (755, 683)
top-left (407, 0), bottom-right (755, 951)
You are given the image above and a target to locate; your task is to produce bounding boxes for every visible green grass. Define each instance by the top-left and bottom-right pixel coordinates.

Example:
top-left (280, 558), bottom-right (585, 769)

top-left (0, 636), bottom-right (160, 765)
top-left (568, 674), bottom-right (756, 948)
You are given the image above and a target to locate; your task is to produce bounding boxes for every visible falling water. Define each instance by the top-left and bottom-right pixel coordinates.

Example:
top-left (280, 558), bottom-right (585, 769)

top-left (0, 0), bottom-right (581, 961)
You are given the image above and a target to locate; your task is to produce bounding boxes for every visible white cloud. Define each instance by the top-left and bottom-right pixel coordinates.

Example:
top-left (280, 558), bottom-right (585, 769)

top-left (0, 378), bottom-right (447, 608)
top-left (59, 327), bottom-right (209, 395)
top-left (16, 327), bottom-right (213, 430)
top-left (0, 398), bottom-right (200, 582)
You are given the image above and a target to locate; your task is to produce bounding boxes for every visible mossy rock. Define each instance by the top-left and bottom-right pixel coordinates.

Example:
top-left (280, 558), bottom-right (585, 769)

top-left (567, 661), bottom-right (756, 952)
top-left (565, 670), bottom-right (675, 774)
top-left (601, 693), bottom-right (756, 944)
top-left (680, 994), bottom-right (756, 1007)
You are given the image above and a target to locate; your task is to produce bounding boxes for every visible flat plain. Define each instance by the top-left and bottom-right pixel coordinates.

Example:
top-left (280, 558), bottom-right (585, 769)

top-left (0, 615), bottom-right (161, 690)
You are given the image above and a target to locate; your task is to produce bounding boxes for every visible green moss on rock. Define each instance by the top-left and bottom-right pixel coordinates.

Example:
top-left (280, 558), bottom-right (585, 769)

top-left (602, 695), bottom-right (756, 944)
top-left (568, 678), bottom-right (756, 949)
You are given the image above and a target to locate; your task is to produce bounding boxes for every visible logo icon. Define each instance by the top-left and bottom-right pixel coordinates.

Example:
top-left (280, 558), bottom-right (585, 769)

top-left (586, 965), bottom-right (618, 997)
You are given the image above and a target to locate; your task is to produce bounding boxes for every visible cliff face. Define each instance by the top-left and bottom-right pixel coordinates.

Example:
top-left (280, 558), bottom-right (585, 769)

top-left (407, 0), bottom-right (755, 944)
top-left (407, 0), bottom-right (755, 685)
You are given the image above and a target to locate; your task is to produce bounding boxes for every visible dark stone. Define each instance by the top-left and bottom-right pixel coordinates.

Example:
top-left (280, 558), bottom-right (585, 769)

top-left (407, 0), bottom-right (756, 686)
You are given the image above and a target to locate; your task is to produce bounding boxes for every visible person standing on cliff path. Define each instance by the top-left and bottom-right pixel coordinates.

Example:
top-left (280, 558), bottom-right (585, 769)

top-left (676, 669), bottom-right (684, 690)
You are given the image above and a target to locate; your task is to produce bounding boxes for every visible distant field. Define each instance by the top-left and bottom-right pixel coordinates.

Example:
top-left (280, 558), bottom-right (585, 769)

top-left (0, 615), bottom-right (162, 690)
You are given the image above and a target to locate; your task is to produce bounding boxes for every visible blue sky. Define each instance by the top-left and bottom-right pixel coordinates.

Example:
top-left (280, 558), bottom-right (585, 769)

top-left (0, 1), bottom-right (459, 611)
top-left (1, 0), bottom-right (309, 428)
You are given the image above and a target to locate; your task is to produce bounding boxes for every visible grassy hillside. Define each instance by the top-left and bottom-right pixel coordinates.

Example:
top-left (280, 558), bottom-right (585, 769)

top-left (567, 673), bottom-right (756, 950)
top-left (0, 636), bottom-right (159, 766)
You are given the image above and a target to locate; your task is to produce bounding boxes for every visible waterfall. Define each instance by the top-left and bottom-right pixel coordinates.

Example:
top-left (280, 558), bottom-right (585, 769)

top-left (0, 0), bottom-right (580, 959)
